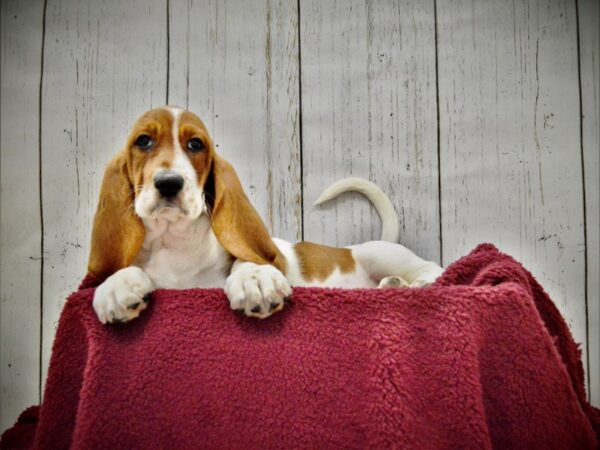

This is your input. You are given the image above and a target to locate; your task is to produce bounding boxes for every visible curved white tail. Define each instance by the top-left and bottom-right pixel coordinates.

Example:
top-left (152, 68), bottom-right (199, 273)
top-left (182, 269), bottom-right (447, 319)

top-left (313, 177), bottom-right (400, 243)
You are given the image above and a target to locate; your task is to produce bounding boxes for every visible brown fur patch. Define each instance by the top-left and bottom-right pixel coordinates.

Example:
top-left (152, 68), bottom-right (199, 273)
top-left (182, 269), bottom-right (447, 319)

top-left (209, 156), bottom-right (287, 273)
top-left (88, 152), bottom-right (145, 281)
top-left (293, 242), bottom-right (356, 282)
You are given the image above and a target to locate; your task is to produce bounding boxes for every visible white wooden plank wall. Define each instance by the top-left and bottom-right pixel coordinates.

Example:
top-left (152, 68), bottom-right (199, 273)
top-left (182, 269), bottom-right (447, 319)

top-left (300, 0), bottom-right (440, 262)
top-left (1, 0), bottom-right (44, 432)
top-left (578, 0), bottom-right (599, 407)
top-left (1, 0), bottom-right (598, 431)
top-left (437, 0), bottom-right (588, 377)
top-left (168, 0), bottom-right (301, 242)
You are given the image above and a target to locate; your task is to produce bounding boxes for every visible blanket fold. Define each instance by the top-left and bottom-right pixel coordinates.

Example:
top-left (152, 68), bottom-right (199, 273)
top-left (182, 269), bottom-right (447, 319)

top-left (2, 244), bottom-right (598, 449)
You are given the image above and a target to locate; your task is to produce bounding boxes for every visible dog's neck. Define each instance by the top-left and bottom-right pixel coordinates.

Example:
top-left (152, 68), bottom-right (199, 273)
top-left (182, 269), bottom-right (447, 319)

top-left (133, 212), bottom-right (232, 289)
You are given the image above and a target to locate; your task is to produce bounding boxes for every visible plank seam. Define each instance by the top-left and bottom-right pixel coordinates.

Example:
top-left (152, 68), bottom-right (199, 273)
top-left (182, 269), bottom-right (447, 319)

top-left (574, 0), bottom-right (590, 400)
top-left (38, 0), bottom-right (49, 402)
top-left (434, 0), bottom-right (443, 266)
top-left (166, 0), bottom-right (170, 105)
top-left (297, 0), bottom-right (305, 241)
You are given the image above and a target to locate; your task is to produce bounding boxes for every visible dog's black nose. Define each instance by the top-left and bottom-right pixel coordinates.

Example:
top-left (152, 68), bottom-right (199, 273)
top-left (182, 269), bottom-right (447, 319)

top-left (154, 172), bottom-right (184, 198)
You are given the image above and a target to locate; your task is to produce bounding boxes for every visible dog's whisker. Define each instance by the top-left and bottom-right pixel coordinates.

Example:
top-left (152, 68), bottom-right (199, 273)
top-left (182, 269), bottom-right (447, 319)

top-left (130, 186), bottom-right (144, 196)
top-left (202, 192), bottom-right (214, 219)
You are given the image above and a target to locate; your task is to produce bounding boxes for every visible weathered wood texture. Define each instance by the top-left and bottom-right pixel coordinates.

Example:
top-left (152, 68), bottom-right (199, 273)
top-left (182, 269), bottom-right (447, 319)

top-left (300, 0), bottom-right (440, 262)
top-left (1, 0), bottom-right (599, 431)
top-left (168, 0), bottom-right (301, 242)
top-left (437, 0), bottom-right (588, 377)
top-left (0, 0), bottom-right (44, 432)
top-left (40, 0), bottom-right (167, 386)
top-left (579, 0), bottom-right (599, 406)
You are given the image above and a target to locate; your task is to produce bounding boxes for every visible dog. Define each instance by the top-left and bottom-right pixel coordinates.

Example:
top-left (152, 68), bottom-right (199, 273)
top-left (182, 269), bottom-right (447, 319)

top-left (90, 107), bottom-right (443, 323)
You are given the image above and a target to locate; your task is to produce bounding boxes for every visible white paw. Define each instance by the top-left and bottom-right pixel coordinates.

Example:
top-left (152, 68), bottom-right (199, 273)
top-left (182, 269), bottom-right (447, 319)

top-left (224, 262), bottom-right (292, 318)
top-left (410, 264), bottom-right (444, 287)
top-left (93, 266), bottom-right (154, 324)
top-left (378, 275), bottom-right (410, 289)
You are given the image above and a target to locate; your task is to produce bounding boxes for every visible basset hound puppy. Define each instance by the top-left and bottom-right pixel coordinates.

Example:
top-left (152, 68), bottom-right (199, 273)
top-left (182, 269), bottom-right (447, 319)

top-left (90, 107), bottom-right (443, 323)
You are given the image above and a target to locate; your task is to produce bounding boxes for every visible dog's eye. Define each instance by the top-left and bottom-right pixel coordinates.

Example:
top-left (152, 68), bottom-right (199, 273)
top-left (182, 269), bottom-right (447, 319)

top-left (187, 138), bottom-right (205, 153)
top-left (134, 135), bottom-right (153, 150)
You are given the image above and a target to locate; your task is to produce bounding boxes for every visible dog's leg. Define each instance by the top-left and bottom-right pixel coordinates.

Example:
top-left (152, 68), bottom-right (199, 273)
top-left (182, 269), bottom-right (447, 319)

top-left (224, 261), bottom-right (293, 318)
top-left (93, 266), bottom-right (154, 323)
top-left (350, 241), bottom-right (443, 288)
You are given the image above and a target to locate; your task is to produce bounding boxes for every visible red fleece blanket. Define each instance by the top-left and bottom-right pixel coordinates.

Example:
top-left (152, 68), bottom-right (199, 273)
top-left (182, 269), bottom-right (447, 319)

top-left (2, 244), bottom-right (599, 449)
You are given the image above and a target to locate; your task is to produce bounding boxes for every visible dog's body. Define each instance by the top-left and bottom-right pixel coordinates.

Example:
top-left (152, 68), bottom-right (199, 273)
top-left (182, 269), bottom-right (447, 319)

top-left (90, 107), bottom-right (443, 323)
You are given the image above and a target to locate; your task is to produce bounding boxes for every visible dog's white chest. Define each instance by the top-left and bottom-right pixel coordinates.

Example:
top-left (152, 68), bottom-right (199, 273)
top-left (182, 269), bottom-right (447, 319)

top-left (134, 213), bottom-right (231, 288)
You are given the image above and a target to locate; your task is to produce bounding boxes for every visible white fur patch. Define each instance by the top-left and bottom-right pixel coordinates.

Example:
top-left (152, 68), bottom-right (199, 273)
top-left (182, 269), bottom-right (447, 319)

top-left (349, 241), bottom-right (443, 287)
top-left (134, 215), bottom-right (230, 289)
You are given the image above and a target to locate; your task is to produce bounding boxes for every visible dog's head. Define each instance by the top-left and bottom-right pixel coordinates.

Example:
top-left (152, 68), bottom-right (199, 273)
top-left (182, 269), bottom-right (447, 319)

top-left (88, 106), bottom-right (283, 281)
top-left (129, 107), bottom-right (213, 222)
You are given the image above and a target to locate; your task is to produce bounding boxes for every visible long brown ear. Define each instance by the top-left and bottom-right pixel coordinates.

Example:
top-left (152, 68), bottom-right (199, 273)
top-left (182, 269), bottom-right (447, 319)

top-left (87, 152), bottom-right (145, 281)
top-left (208, 155), bottom-right (286, 272)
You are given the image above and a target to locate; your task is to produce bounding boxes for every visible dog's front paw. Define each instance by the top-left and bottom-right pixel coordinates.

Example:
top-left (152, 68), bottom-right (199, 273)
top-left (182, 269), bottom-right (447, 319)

top-left (93, 266), bottom-right (154, 324)
top-left (224, 262), bottom-right (292, 318)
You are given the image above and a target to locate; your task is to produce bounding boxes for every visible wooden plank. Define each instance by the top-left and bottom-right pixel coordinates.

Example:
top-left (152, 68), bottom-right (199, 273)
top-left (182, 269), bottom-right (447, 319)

top-left (0, 0), bottom-right (44, 431)
top-left (168, 0), bottom-right (301, 242)
top-left (437, 0), bottom-right (587, 374)
top-left (40, 0), bottom-right (167, 388)
top-left (299, 0), bottom-right (440, 262)
top-left (579, 0), bottom-right (599, 406)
